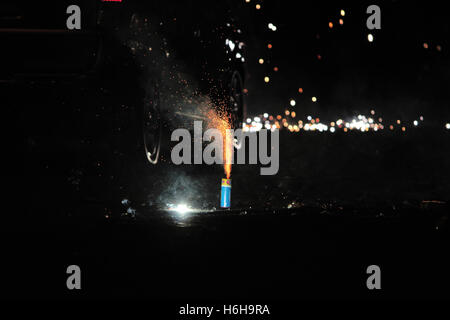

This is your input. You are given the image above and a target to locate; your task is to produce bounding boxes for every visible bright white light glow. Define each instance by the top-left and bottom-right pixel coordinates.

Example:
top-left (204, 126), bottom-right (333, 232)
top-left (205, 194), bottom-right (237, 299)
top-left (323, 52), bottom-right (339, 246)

top-left (226, 40), bottom-right (235, 51)
top-left (175, 204), bottom-right (190, 215)
top-left (268, 23), bottom-right (277, 31)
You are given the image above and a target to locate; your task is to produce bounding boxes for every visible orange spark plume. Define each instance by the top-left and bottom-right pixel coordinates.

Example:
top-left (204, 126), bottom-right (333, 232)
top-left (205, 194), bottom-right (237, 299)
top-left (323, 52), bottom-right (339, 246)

top-left (206, 109), bottom-right (233, 179)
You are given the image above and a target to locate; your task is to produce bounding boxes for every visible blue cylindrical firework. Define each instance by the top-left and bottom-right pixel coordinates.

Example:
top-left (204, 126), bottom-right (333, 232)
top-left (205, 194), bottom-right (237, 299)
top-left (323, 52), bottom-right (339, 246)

top-left (220, 178), bottom-right (231, 208)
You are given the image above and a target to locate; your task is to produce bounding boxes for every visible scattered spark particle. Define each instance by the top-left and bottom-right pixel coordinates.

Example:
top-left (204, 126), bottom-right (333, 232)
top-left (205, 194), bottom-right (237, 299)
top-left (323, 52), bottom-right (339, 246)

top-left (368, 34), bottom-right (374, 42)
top-left (290, 99), bottom-right (296, 107)
top-left (312, 97), bottom-right (317, 102)
top-left (264, 76), bottom-right (270, 83)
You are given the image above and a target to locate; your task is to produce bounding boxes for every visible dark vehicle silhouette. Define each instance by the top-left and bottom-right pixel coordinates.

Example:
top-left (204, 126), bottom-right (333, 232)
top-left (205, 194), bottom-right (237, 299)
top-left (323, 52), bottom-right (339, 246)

top-left (1, 0), bottom-right (246, 166)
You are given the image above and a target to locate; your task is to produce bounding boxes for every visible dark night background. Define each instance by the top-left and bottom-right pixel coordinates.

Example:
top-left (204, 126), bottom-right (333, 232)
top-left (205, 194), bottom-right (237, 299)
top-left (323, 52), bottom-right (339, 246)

top-left (245, 1), bottom-right (450, 123)
top-left (1, 0), bottom-right (449, 305)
